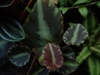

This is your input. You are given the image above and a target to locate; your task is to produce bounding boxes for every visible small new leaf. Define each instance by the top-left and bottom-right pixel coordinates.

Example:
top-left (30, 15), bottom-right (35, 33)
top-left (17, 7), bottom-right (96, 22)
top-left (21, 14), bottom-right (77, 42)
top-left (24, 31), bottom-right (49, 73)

top-left (42, 43), bottom-right (63, 71)
top-left (63, 24), bottom-right (88, 45)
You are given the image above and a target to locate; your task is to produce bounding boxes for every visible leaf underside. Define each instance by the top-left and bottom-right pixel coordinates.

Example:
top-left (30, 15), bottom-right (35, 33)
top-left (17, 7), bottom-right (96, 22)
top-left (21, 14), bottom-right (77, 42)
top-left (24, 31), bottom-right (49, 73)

top-left (42, 43), bottom-right (63, 71)
top-left (63, 24), bottom-right (88, 45)
top-left (7, 44), bottom-right (30, 67)
top-left (23, 0), bottom-right (64, 55)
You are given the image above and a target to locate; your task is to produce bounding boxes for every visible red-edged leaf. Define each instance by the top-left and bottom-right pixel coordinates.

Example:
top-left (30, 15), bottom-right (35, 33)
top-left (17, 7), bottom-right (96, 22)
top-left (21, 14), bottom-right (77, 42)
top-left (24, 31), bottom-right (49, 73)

top-left (42, 43), bottom-right (63, 71)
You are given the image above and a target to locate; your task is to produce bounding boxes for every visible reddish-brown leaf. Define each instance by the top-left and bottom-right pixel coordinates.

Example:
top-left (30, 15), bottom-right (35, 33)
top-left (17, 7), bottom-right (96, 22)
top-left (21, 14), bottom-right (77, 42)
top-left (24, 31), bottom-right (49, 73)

top-left (42, 43), bottom-right (63, 71)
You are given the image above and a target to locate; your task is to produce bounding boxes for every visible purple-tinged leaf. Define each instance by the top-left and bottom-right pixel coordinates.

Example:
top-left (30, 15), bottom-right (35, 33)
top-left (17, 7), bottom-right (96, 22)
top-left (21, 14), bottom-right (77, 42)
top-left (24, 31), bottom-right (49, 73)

top-left (42, 43), bottom-right (63, 71)
top-left (57, 46), bottom-right (79, 75)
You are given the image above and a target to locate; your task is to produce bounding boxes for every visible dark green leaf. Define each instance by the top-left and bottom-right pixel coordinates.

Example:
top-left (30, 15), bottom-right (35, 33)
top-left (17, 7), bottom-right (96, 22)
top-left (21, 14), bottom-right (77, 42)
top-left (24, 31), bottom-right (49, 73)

top-left (68, 0), bottom-right (74, 5)
top-left (91, 25), bottom-right (100, 44)
top-left (0, 0), bottom-right (14, 7)
top-left (73, 0), bottom-right (92, 6)
top-left (78, 6), bottom-right (88, 18)
top-left (83, 11), bottom-right (98, 35)
top-left (76, 47), bottom-right (91, 64)
top-left (96, 1), bottom-right (100, 8)
top-left (0, 39), bottom-right (13, 61)
top-left (29, 61), bottom-right (50, 75)
top-left (23, 0), bottom-right (64, 56)
top-left (90, 46), bottom-right (100, 57)
top-left (87, 55), bottom-right (100, 75)
top-left (63, 24), bottom-right (88, 45)
top-left (57, 46), bottom-right (79, 75)
top-left (0, 16), bottom-right (25, 42)
top-left (59, 0), bottom-right (68, 7)
top-left (7, 44), bottom-right (30, 67)
top-left (59, 7), bottom-right (69, 14)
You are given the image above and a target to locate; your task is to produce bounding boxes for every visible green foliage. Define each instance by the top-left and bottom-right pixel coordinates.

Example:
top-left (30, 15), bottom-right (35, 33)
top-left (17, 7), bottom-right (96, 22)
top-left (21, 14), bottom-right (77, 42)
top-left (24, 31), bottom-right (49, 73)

top-left (87, 55), bottom-right (100, 75)
top-left (57, 47), bottom-right (79, 75)
top-left (0, 0), bottom-right (100, 75)
top-left (78, 6), bottom-right (88, 18)
top-left (23, 0), bottom-right (64, 56)
top-left (76, 47), bottom-right (91, 64)
top-left (0, 16), bottom-right (25, 42)
top-left (7, 45), bottom-right (30, 67)
top-left (63, 24), bottom-right (88, 45)
top-left (0, 0), bottom-right (14, 7)
top-left (73, 0), bottom-right (92, 6)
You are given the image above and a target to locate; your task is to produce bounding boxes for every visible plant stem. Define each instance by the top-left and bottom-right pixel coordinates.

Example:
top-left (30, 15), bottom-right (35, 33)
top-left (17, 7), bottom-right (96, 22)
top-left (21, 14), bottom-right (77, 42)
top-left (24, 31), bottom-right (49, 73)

top-left (27, 54), bottom-right (37, 75)
top-left (19, 0), bottom-right (33, 22)
top-left (68, 1), bottom-right (97, 10)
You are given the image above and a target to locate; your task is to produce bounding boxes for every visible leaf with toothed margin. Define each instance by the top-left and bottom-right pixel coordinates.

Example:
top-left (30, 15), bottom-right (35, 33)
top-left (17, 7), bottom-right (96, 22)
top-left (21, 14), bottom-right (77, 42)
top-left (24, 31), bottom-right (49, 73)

top-left (29, 61), bottom-right (50, 75)
top-left (7, 45), bottom-right (31, 67)
top-left (63, 24), bottom-right (88, 45)
top-left (22, 0), bottom-right (64, 56)
top-left (57, 46), bottom-right (79, 75)
top-left (0, 16), bottom-right (25, 42)
top-left (42, 43), bottom-right (63, 71)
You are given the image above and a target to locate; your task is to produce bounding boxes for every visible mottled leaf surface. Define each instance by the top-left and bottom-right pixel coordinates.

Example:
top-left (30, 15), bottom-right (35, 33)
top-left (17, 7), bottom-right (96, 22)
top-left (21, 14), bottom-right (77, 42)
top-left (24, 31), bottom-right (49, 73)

top-left (57, 46), bottom-right (79, 75)
top-left (63, 24), bottom-right (88, 45)
top-left (42, 43), bottom-right (63, 71)
top-left (0, 16), bottom-right (25, 42)
top-left (7, 44), bottom-right (30, 67)
top-left (0, 0), bottom-right (14, 7)
top-left (23, 0), bottom-right (64, 55)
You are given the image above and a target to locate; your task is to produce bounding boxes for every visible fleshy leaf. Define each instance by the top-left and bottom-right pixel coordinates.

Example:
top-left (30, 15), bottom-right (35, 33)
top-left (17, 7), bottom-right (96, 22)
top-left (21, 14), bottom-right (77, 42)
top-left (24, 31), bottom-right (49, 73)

top-left (23, 0), bottom-right (64, 55)
top-left (76, 47), bottom-right (91, 64)
top-left (7, 44), bottom-right (30, 67)
top-left (0, 0), bottom-right (14, 7)
top-left (63, 24), bottom-right (88, 45)
top-left (0, 16), bottom-right (25, 42)
top-left (90, 45), bottom-right (100, 57)
top-left (57, 46), bottom-right (79, 75)
top-left (87, 55), bottom-right (100, 75)
top-left (0, 39), bottom-right (13, 61)
top-left (82, 11), bottom-right (97, 35)
top-left (29, 61), bottom-right (50, 75)
top-left (42, 43), bottom-right (63, 71)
